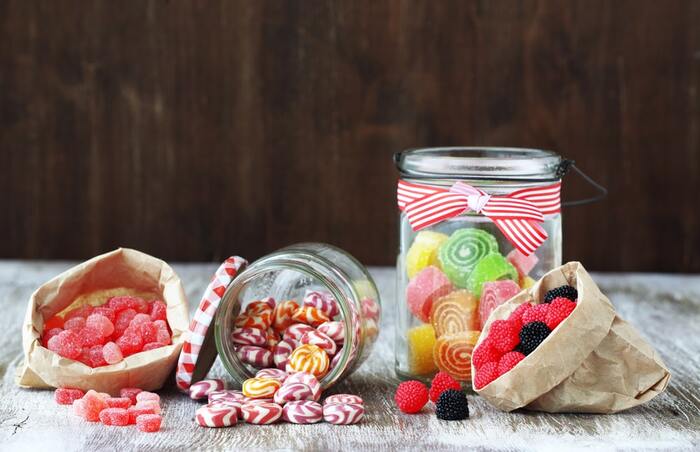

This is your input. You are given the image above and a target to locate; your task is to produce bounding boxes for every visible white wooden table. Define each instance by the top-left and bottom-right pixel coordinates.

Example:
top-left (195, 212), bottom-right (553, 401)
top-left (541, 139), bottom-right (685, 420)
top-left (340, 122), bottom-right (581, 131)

top-left (0, 261), bottom-right (698, 451)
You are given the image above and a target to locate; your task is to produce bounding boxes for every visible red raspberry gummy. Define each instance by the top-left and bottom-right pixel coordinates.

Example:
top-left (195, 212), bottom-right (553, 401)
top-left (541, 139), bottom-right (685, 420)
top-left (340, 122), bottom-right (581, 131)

top-left (474, 361), bottom-right (499, 390)
top-left (545, 297), bottom-right (577, 330)
top-left (86, 314), bottom-right (115, 338)
top-left (135, 400), bottom-right (161, 414)
top-left (131, 313), bottom-right (151, 326)
top-left (142, 342), bottom-right (163, 351)
top-left (120, 387), bottom-right (143, 405)
top-left (149, 300), bottom-right (167, 322)
top-left (138, 322), bottom-right (159, 343)
top-left (522, 304), bottom-right (549, 325)
top-left (497, 351), bottom-right (526, 376)
top-left (55, 388), bottom-right (85, 405)
top-left (64, 317), bottom-right (86, 331)
top-left (136, 414), bottom-right (162, 432)
top-left (103, 341), bottom-right (124, 364)
top-left (99, 407), bottom-right (130, 426)
top-left (487, 320), bottom-right (520, 353)
top-left (116, 329), bottom-right (144, 356)
top-left (128, 406), bottom-right (155, 424)
top-left (507, 303), bottom-right (532, 328)
top-left (47, 330), bottom-right (82, 360)
top-left (471, 340), bottom-right (501, 371)
top-left (429, 371), bottom-right (462, 403)
top-left (394, 380), bottom-right (429, 414)
top-left (106, 397), bottom-right (132, 409)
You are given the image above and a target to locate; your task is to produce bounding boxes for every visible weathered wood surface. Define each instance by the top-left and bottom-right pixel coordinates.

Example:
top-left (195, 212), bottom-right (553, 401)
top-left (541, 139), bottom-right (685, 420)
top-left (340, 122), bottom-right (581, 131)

top-left (0, 261), bottom-right (698, 451)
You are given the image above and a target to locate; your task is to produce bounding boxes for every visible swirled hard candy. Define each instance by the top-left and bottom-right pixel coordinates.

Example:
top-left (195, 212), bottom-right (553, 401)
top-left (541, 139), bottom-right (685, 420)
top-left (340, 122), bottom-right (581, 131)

top-left (195, 404), bottom-right (238, 427)
top-left (273, 382), bottom-right (314, 405)
top-left (243, 398), bottom-right (274, 405)
top-left (323, 402), bottom-right (364, 425)
top-left (272, 300), bottom-right (299, 333)
top-left (324, 394), bottom-right (363, 405)
top-left (301, 330), bottom-right (337, 356)
top-left (231, 327), bottom-right (267, 346)
top-left (266, 328), bottom-right (280, 349)
top-left (242, 377), bottom-right (281, 399)
top-left (330, 348), bottom-right (343, 370)
top-left (245, 298), bottom-right (275, 315)
top-left (282, 400), bottom-right (323, 424)
top-left (208, 399), bottom-right (244, 418)
top-left (273, 339), bottom-right (295, 370)
top-left (317, 321), bottom-right (345, 343)
top-left (208, 390), bottom-right (245, 404)
top-left (255, 368), bottom-right (288, 382)
top-left (282, 324), bottom-right (315, 343)
top-left (236, 345), bottom-right (273, 368)
top-left (189, 379), bottom-right (226, 400)
top-left (361, 297), bottom-right (380, 320)
top-left (241, 401), bottom-right (282, 424)
top-left (234, 314), bottom-right (272, 331)
top-left (284, 372), bottom-right (321, 401)
top-left (288, 344), bottom-right (330, 378)
top-left (291, 306), bottom-right (330, 327)
top-left (302, 290), bottom-right (339, 318)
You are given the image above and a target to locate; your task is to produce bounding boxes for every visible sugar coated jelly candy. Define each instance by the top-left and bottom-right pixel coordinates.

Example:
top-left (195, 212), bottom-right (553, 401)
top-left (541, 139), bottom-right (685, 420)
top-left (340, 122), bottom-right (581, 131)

top-left (406, 230), bottom-right (449, 278)
top-left (406, 266), bottom-right (453, 323)
top-left (430, 289), bottom-right (479, 337)
top-left (44, 314), bottom-right (64, 330)
top-left (99, 407), bottom-right (129, 426)
top-left (114, 308), bottom-right (138, 337)
top-left (86, 313), bottom-right (115, 338)
top-left (128, 406), bottom-right (156, 424)
top-left (506, 249), bottom-right (538, 277)
top-left (106, 397), bottom-right (132, 409)
top-left (64, 317), bottom-right (86, 331)
top-left (438, 229), bottom-right (499, 288)
top-left (407, 324), bottom-right (437, 375)
top-left (136, 391), bottom-right (160, 403)
top-left (433, 331), bottom-right (480, 381)
top-left (466, 252), bottom-right (518, 298)
top-left (55, 388), bottom-right (85, 405)
top-left (82, 390), bottom-right (108, 421)
top-left (149, 300), bottom-right (167, 322)
top-left (116, 329), bottom-right (144, 356)
top-left (47, 330), bottom-right (82, 360)
top-left (136, 413), bottom-right (162, 432)
top-left (102, 341), bottom-right (124, 364)
top-left (479, 280), bottom-right (521, 328)
top-left (120, 387), bottom-right (143, 404)
top-left (78, 327), bottom-right (105, 347)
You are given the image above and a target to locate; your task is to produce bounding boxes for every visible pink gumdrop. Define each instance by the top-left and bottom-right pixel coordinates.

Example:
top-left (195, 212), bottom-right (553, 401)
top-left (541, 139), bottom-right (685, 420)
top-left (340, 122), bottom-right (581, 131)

top-left (43, 327), bottom-right (64, 346)
top-left (85, 344), bottom-right (108, 367)
top-left (103, 341), bottom-right (124, 364)
top-left (479, 280), bottom-right (521, 328)
top-left (142, 342), bottom-right (163, 351)
top-left (406, 266), bottom-right (453, 323)
top-left (136, 414), bottom-right (162, 432)
top-left (116, 329), bottom-right (144, 355)
top-left (47, 330), bottom-right (82, 360)
top-left (55, 388), bottom-right (85, 405)
top-left (93, 306), bottom-right (116, 323)
top-left (64, 305), bottom-right (94, 321)
top-left (126, 297), bottom-right (149, 314)
top-left (135, 400), bottom-right (161, 414)
top-left (82, 390), bottom-right (107, 422)
top-left (106, 397), bottom-right (132, 409)
top-left (78, 326), bottom-right (106, 347)
top-left (64, 317), bottom-right (86, 331)
top-left (114, 309), bottom-right (138, 337)
top-left (86, 314), bottom-right (115, 338)
top-left (136, 322), bottom-right (159, 343)
top-left (120, 388), bottom-right (143, 405)
top-left (155, 327), bottom-right (171, 345)
top-left (99, 407), bottom-right (130, 426)
top-left (149, 300), bottom-right (167, 322)
top-left (506, 249), bottom-right (539, 277)
top-left (131, 313), bottom-right (151, 326)
top-left (136, 391), bottom-right (160, 403)
top-left (127, 405), bottom-right (154, 424)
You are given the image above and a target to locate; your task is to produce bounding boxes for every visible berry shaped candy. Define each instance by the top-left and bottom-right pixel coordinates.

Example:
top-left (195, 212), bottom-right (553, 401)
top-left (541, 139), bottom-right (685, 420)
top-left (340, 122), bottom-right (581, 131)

top-left (435, 389), bottom-right (469, 421)
top-left (429, 371), bottom-right (462, 403)
top-left (394, 380), bottom-right (429, 414)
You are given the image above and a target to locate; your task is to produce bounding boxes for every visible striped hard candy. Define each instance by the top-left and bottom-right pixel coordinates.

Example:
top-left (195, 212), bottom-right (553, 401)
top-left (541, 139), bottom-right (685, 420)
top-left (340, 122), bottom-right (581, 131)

top-left (242, 377), bottom-right (281, 399)
top-left (234, 314), bottom-right (272, 331)
top-left (245, 298), bottom-right (275, 315)
top-left (302, 290), bottom-right (339, 318)
top-left (291, 306), bottom-right (330, 327)
top-left (241, 401), bottom-right (282, 425)
top-left (244, 398), bottom-right (274, 404)
top-left (189, 379), bottom-right (226, 400)
top-left (323, 402), bottom-right (364, 425)
top-left (255, 368), bottom-right (288, 383)
top-left (208, 399), bottom-right (243, 417)
top-left (330, 349), bottom-right (343, 370)
top-left (282, 324), bottom-right (314, 343)
top-left (266, 328), bottom-right (280, 349)
top-left (284, 372), bottom-right (321, 401)
top-left (363, 318), bottom-right (379, 341)
top-left (237, 345), bottom-right (273, 368)
top-left (273, 382), bottom-right (314, 405)
top-left (317, 321), bottom-right (345, 343)
top-left (272, 300), bottom-right (299, 333)
top-left (288, 344), bottom-right (330, 378)
top-left (324, 394), bottom-right (363, 405)
top-left (231, 327), bottom-right (267, 346)
top-left (361, 297), bottom-right (380, 320)
top-left (273, 339), bottom-right (296, 370)
top-left (301, 330), bottom-right (338, 355)
top-left (195, 404), bottom-right (238, 427)
top-left (208, 389), bottom-right (245, 404)
top-left (282, 400), bottom-right (323, 424)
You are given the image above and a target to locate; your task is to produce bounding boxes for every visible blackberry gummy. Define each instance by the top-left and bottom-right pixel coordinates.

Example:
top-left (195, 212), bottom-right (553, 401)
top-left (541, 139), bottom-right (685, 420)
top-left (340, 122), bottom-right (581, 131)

top-left (435, 389), bottom-right (469, 421)
top-left (543, 285), bottom-right (578, 303)
top-left (519, 321), bottom-right (551, 355)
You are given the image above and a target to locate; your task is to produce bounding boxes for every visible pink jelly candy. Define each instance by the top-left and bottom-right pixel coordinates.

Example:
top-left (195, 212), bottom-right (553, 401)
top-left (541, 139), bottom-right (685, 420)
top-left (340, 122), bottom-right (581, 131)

top-left (114, 308), bottom-right (138, 337)
top-left (136, 413), bottom-right (162, 432)
top-left (506, 249), bottom-right (539, 277)
top-left (47, 330), bottom-right (83, 360)
top-left (84, 344), bottom-right (108, 367)
top-left (55, 388), bottom-right (85, 405)
top-left (82, 390), bottom-right (108, 421)
top-left (138, 322), bottom-right (159, 343)
top-left (127, 297), bottom-right (149, 314)
top-left (136, 391), bottom-right (160, 403)
top-left (43, 327), bottom-right (64, 346)
top-left (135, 400), bottom-right (161, 414)
top-left (120, 387), bottom-right (143, 404)
top-left (86, 314), bottom-right (115, 338)
top-left (116, 330), bottom-right (144, 356)
top-left (93, 306), bottom-right (116, 323)
top-left (78, 326), bottom-right (106, 347)
top-left (479, 280), bottom-right (521, 328)
top-left (131, 313), bottom-right (151, 326)
top-left (149, 301), bottom-right (167, 322)
top-left (406, 266), bottom-right (453, 323)
top-left (64, 305), bottom-right (94, 321)
top-left (64, 317), bottom-right (86, 331)
top-left (156, 327), bottom-right (171, 345)
top-left (99, 407), bottom-right (129, 426)
top-left (102, 341), bottom-right (124, 364)
top-left (128, 405), bottom-right (155, 424)
top-left (106, 397), bottom-right (132, 409)
top-left (142, 342), bottom-right (163, 351)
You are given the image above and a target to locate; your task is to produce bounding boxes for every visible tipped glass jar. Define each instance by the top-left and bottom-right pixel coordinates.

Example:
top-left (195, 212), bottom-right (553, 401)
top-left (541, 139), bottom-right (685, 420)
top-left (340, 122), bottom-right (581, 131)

top-left (215, 243), bottom-right (381, 389)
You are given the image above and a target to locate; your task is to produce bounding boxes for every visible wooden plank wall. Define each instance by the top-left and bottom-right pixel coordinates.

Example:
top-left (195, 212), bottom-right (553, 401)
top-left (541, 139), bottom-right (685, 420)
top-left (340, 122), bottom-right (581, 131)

top-left (1, 1), bottom-right (698, 271)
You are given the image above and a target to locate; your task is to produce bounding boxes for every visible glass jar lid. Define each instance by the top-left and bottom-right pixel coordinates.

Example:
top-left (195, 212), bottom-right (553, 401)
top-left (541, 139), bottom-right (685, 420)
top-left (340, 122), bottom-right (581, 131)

top-left (395, 147), bottom-right (562, 181)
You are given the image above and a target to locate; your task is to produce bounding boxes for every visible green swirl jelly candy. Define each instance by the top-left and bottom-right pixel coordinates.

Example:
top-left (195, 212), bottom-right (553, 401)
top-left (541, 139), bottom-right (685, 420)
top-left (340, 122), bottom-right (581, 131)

top-left (466, 252), bottom-right (518, 298)
top-left (438, 229), bottom-right (499, 288)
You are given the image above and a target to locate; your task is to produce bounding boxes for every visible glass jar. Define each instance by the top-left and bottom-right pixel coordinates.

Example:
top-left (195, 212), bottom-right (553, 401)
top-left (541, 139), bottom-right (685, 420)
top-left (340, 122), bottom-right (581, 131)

top-left (215, 243), bottom-right (381, 389)
top-left (394, 147), bottom-right (563, 383)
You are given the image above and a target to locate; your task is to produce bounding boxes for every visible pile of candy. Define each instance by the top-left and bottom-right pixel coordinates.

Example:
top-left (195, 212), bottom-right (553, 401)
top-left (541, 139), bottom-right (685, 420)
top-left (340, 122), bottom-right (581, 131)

top-left (55, 386), bottom-right (163, 432)
top-left (41, 296), bottom-right (172, 367)
top-left (394, 371), bottom-right (469, 421)
top-left (473, 285), bottom-right (578, 389)
top-left (404, 228), bottom-right (537, 380)
top-left (189, 376), bottom-right (364, 426)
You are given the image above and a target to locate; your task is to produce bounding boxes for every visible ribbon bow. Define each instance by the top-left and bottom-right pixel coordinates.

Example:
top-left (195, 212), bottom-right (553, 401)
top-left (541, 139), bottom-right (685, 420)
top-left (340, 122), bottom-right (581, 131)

top-left (397, 180), bottom-right (561, 256)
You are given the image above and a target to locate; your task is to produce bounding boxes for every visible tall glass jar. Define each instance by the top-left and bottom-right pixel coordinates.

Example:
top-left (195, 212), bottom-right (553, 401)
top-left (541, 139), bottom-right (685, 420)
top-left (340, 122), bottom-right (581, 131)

top-left (215, 243), bottom-right (381, 389)
top-left (395, 148), bottom-right (563, 383)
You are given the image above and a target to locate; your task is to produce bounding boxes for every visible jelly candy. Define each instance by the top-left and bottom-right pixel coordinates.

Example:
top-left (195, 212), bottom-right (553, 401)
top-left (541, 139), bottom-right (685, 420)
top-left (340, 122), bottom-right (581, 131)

top-left (135, 400), bottom-right (161, 414)
top-left (113, 308), bottom-right (138, 338)
top-left (44, 315), bottom-right (65, 330)
top-left (291, 306), bottom-right (330, 327)
top-left (196, 405), bottom-right (238, 427)
top-left (93, 306), bottom-right (116, 323)
top-left (47, 330), bottom-right (82, 360)
top-left (43, 327), bottom-right (63, 346)
top-left (242, 377), bottom-right (281, 399)
top-left (438, 229), bottom-right (499, 288)
top-left (241, 401), bottom-right (282, 424)
top-left (430, 290), bottom-right (479, 337)
top-left (433, 331), bottom-right (480, 381)
top-left (323, 402), bottom-right (364, 425)
top-left (466, 253), bottom-right (518, 298)
top-left (506, 249), bottom-right (538, 277)
top-left (407, 324), bottom-right (437, 375)
top-left (136, 413), bottom-right (162, 432)
top-left (102, 341), bottom-right (123, 364)
top-left (55, 388), bottom-right (85, 405)
top-left (288, 344), bottom-right (330, 378)
top-left (301, 330), bottom-right (338, 356)
top-left (64, 317), bottom-right (86, 331)
top-left (406, 230), bottom-right (449, 278)
top-left (131, 313), bottom-right (151, 326)
top-left (99, 407), bottom-right (129, 426)
top-left (406, 266), bottom-right (453, 323)
top-left (78, 327), bottom-right (105, 347)
top-left (271, 300), bottom-right (299, 333)
top-left (149, 300), bottom-right (167, 322)
top-left (105, 397), bottom-right (132, 409)
top-left (64, 305), bottom-right (94, 320)
top-left (128, 406), bottom-right (155, 424)
top-left (81, 390), bottom-right (108, 422)
top-left (116, 329), bottom-right (143, 356)
top-left (120, 387), bottom-right (143, 405)
top-left (479, 280), bottom-right (521, 328)
top-left (136, 391), bottom-right (160, 403)
top-left (86, 314), bottom-right (115, 338)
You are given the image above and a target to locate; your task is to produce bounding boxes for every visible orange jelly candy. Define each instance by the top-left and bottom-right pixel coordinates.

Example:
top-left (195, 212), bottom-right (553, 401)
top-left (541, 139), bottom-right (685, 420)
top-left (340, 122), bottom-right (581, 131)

top-left (430, 290), bottom-right (479, 337)
top-left (433, 331), bottom-right (481, 381)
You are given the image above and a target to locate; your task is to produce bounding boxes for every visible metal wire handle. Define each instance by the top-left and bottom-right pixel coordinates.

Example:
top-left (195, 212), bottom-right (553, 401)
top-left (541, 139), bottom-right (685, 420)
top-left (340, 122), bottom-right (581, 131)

top-left (558, 159), bottom-right (608, 207)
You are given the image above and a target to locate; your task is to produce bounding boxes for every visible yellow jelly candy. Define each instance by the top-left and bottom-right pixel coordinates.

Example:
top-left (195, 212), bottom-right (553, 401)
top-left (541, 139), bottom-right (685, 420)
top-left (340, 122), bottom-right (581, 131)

top-left (407, 324), bottom-right (437, 375)
top-left (521, 276), bottom-right (535, 289)
top-left (406, 231), bottom-right (449, 278)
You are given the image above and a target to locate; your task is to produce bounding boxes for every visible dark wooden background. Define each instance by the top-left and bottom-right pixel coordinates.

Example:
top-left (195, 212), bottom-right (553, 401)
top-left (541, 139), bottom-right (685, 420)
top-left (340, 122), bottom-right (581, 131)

top-left (1, 1), bottom-right (698, 272)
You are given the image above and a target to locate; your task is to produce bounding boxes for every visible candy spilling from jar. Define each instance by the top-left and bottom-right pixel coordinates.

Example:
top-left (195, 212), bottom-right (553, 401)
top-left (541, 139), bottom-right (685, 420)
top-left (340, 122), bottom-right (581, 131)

top-left (405, 228), bottom-right (537, 381)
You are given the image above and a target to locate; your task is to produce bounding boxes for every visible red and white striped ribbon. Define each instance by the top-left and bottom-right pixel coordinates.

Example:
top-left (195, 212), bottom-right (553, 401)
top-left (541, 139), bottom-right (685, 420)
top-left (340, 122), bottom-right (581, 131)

top-left (397, 180), bottom-right (561, 256)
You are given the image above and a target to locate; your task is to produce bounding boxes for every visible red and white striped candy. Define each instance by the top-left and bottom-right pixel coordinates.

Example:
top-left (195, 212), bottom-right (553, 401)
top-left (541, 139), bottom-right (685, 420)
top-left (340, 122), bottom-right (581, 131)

top-left (208, 389), bottom-right (245, 404)
top-left (272, 300), bottom-right (299, 333)
top-left (302, 290), bottom-right (339, 317)
top-left (283, 324), bottom-right (315, 343)
top-left (245, 298), bottom-right (275, 315)
top-left (330, 349), bottom-right (343, 370)
top-left (317, 321), bottom-right (345, 343)
top-left (189, 379), bottom-right (225, 400)
top-left (361, 297), bottom-right (380, 320)
top-left (323, 402), bottom-right (364, 425)
top-left (273, 339), bottom-right (295, 370)
top-left (282, 400), bottom-right (323, 424)
top-left (363, 318), bottom-right (379, 340)
top-left (234, 314), bottom-right (272, 330)
top-left (255, 368), bottom-right (288, 382)
top-left (266, 328), bottom-right (280, 348)
top-left (208, 399), bottom-right (243, 417)
top-left (231, 327), bottom-right (267, 346)
top-left (237, 345), bottom-right (273, 368)
top-left (242, 377), bottom-right (281, 399)
top-left (195, 404), bottom-right (237, 427)
top-left (244, 398), bottom-right (274, 404)
top-left (291, 306), bottom-right (330, 327)
top-left (273, 382), bottom-right (314, 405)
top-left (324, 394), bottom-right (363, 405)
top-left (241, 402), bottom-right (282, 425)
top-left (301, 330), bottom-right (337, 355)
top-left (284, 372), bottom-right (321, 401)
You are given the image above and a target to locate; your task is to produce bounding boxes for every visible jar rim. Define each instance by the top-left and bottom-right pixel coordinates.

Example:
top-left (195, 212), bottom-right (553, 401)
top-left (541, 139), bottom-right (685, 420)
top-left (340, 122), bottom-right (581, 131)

top-left (395, 147), bottom-right (562, 181)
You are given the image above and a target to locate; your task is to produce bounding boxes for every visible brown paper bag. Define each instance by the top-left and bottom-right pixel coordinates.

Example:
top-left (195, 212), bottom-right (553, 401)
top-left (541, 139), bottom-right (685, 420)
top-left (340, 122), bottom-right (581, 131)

top-left (473, 261), bottom-right (671, 413)
top-left (15, 248), bottom-right (189, 395)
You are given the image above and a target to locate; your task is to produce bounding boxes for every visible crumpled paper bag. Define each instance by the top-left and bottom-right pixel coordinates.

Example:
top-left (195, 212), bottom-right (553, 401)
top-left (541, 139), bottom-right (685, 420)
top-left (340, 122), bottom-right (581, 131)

top-left (473, 261), bottom-right (671, 413)
top-left (16, 248), bottom-right (189, 395)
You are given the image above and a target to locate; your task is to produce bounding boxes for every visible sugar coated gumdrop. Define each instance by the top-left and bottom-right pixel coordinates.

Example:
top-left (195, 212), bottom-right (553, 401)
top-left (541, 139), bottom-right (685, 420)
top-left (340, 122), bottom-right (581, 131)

top-left (149, 300), bottom-right (167, 322)
top-left (106, 397), bottom-right (132, 409)
top-left (82, 390), bottom-right (108, 421)
top-left (43, 327), bottom-right (63, 346)
top-left (86, 314), bottom-right (115, 338)
top-left (506, 249), bottom-right (539, 277)
top-left (84, 344), bottom-right (108, 367)
top-left (434, 331), bottom-right (480, 381)
top-left (114, 308), bottom-right (138, 337)
top-left (407, 324), bottom-right (437, 375)
top-left (131, 313), bottom-right (151, 326)
top-left (406, 266), bottom-right (453, 323)
top-left (128, 405), bottom-right (155, 424)
top-left (438, 229), bottom-right (499, 288)
top-left (102, 341), bottom-right (124, 364)
top-left (99, 408), bottom-right (129, 426)
top-left (116, 329), bottom-right (144, 356)
top-left (55, 388), bottom-right (85, 405)
top-left (136, 414), bottom-right (162, 432)
top-left (406, 230), bottom-right (449, 279)
top-left (136, 391), bottom-right (160, 403)
top-left (120, 387), bottom-right (143, 404)
top-left (479, 280), bottom-right (521, 328)
top-left (47, 330), bottom-right (83, 360)
top-left (466, 253), bottom-right (518, 298)
top-left (78, 326), bottom-right (106, 347)
top-left (64, 317), bottom-right (86, 331)
top-left (93, 306), bottom-right (116, 323)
